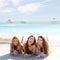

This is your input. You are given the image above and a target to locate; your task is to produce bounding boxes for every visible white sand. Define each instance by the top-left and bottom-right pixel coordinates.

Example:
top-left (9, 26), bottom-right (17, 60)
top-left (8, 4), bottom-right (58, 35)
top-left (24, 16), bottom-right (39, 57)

top-left (0, 44), bottom-right (60, 60)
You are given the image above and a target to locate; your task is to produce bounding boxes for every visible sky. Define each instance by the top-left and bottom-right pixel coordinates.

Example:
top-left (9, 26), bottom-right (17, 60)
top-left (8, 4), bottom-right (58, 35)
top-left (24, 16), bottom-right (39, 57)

top-left (0, 0), bottom-right (60, 23)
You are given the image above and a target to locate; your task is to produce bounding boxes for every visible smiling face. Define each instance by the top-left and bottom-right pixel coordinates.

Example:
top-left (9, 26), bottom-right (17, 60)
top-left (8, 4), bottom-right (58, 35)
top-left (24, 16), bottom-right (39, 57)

top-left (37, 37), bottom-right (43, 46)
top-left (28, 36), bottom-right (35, 46)
top-left (13, 38), bottom-right (19, 46)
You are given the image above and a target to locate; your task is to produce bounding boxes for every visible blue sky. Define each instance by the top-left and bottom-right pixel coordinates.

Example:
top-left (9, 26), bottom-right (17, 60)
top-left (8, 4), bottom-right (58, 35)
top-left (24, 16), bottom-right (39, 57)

top-left (0, 0), bottom-right (60, 23)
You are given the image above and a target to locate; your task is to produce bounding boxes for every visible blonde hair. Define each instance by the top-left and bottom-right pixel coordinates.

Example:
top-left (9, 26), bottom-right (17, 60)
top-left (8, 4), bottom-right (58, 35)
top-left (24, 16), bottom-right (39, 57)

top-left (10, 36), bottom-right (21, 52)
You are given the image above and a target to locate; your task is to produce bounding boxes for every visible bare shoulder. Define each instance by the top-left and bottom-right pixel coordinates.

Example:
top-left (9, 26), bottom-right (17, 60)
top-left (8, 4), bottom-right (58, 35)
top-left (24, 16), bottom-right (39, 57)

top-left (32, 45), bottom-right (36, 48)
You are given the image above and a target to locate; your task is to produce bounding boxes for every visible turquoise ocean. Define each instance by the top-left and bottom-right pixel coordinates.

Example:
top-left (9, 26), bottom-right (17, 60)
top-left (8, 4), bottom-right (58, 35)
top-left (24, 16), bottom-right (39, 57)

top-left (0, 23), bottom-right (60, 46)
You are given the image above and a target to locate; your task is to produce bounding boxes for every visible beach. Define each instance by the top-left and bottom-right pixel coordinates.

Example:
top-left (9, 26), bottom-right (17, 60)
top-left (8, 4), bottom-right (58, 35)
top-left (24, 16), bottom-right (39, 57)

top-left (0, 43), bottom-right (60, 60)
top-left (0, 24), bottom-right (60, 60)
top-left (0, 44), bottom-right (43, 60)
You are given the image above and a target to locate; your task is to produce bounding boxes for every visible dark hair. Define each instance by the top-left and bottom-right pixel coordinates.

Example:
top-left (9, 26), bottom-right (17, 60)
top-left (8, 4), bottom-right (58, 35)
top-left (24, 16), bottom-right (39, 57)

top-left (25, 35), bottom-right (36, 53)
top-left (38, 36), bottom-right (50, 56)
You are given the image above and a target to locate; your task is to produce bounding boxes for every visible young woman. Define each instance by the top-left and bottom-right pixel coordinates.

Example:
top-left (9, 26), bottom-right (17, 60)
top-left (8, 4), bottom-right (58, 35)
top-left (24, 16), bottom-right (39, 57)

top-left (10, 36), bottom-right (23, 56)
top-left (23, 35), bottom-right (36, 57)
top-left (36, 36), bottom-right (50, 58)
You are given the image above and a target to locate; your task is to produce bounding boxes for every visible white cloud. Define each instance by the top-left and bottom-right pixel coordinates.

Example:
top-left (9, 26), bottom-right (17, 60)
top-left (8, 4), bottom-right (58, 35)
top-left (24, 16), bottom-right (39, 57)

top-left (0, 9), bottom-right (11, 13)
top-left (0, 0), bottom-right (52, 14)
top-left (0, 8), bottom-right (13, 13)
top-left (41, 0), bottom-right (52, 4)
top-left (45, 0), bottom-right (51, 2)
top-left (17, 3), bottom-right (43, 14)
top-left (0, 0), bottom-right (8, 7)
top-left (10, 0), bottom-right (23, 6)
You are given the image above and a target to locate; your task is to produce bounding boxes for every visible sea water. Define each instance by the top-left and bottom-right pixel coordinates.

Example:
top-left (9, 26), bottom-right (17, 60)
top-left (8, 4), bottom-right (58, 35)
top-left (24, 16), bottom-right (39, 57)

top-left (0, 23), bottom-right (60, 60)
top-left (0, 23), bottom-right (60, 46)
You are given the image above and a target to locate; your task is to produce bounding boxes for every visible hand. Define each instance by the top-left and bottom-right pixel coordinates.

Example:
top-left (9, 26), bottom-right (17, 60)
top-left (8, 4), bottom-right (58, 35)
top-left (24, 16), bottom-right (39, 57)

top-left (11, 52), bottom-right (18, 56)
top-left (41, 53), bottom-right (47, 58)
top-left (24, 54), bottom-right (30, 57)
top-left (36, 54), bottom-right (41, 58)
top-left (13, 52), bottom-right (18, 56)
top-left (21, 36), bottom-right (24, 44)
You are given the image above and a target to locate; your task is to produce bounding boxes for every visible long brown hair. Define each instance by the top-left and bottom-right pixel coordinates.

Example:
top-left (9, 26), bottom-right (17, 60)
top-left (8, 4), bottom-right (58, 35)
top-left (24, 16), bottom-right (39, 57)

top-left (38, 36), bottom-right (50, 56)
top-left (24, 35), bottom-right (36, 53)
top-left (10, 36), bottom-right (21, 52)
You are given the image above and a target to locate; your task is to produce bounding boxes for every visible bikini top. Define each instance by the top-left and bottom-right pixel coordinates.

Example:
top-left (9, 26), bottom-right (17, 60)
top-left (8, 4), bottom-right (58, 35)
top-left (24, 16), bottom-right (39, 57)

top-left (13, 46), bottom-right (19, 52)
top-left (37, 48), bottom-right (44, 54)
top-left (26, 47), bottom-right (33, 54)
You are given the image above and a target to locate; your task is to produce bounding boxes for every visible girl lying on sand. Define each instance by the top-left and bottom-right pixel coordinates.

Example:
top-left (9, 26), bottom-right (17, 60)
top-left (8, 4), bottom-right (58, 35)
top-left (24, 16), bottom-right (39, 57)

top-left (10, 36), bottom-right (23, 56)
top-left (23, 35), bottom-right (36, 57)
top-left (36, 36), bottom-right (50, 58)
top-left (10, 36), bottom-right (50, 58)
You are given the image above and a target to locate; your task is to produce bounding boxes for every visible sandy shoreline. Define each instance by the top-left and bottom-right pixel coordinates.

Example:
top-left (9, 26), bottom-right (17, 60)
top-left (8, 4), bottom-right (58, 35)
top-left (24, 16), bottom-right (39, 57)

top-left (0, 44), bottom-right (60, 60)
top-left (0, 44), bottom-right (43, 60)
